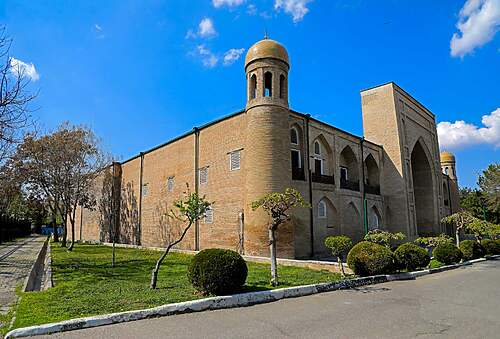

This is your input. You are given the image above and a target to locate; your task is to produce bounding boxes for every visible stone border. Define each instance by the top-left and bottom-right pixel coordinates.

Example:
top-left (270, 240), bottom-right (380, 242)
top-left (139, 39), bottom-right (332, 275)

top-left (22, 238), bottom-right (48, 292)
top-left (6, 254), bottom-right (499, 338)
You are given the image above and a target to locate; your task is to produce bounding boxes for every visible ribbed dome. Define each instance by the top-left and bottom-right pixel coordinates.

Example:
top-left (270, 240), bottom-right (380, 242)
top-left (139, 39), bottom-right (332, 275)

top-left (245, 38), bottom-right (289, 67)
top-left (440, 151), bottom-right (455, 162)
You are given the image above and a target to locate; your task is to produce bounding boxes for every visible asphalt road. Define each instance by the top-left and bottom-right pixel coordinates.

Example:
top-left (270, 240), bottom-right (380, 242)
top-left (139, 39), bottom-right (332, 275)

top-left (40, 259), bottom-right (500, 339)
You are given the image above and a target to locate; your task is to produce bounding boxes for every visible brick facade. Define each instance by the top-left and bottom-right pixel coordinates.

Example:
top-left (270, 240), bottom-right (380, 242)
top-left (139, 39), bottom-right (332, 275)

top-left (73, 39), bottom-right (459, 259)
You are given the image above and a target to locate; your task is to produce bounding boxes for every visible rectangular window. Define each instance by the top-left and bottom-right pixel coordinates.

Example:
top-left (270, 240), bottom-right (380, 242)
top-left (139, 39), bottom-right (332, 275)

top-left (204, 207), bottom-right (213, 224)
top-left (230, 150), bottom-right (241, 171)
top-left (314, 158), bottom-right (323, 175)
top-left (291, 150), bottom-right (301, 169)
top-left (340, 167), bottom-right (348, 181)
top-left (167, 176), bottom-right (174, 192)
top-left (199, 167), bottom-right (208, 185)
top-left (142, 183), bottom-right (149, 197)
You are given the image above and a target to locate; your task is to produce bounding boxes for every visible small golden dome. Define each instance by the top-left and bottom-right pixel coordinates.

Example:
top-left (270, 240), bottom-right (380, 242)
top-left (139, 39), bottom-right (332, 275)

top-left (440, 151), bottom-right (455, 162)
top-left (245, 38), bottom-right (289, 68)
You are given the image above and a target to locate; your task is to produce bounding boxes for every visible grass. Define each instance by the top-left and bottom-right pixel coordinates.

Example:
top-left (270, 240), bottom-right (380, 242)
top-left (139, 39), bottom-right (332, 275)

top-left (12, 243), bottom-right (343, 330)
top-left (0, 285), bottom-right (21, 336)
top-left (429, 259), bottom-right (445, 269)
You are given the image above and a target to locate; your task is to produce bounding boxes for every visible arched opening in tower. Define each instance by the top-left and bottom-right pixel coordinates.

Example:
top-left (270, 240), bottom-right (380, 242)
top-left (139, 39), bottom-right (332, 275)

top-left (411, 140), bottom-right (435, 236)
top-left (264, 71), bottom-right (272, 97)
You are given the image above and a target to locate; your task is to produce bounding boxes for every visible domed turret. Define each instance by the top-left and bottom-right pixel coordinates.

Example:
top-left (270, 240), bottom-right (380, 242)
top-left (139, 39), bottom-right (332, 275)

top-left (440, 151), bottom-right (457, 181)
top-left (243, 37), bottom-right (294, 257)
top-left (245, 37), bottom-right (289, 110)
top-left (440, 151), bottom-right (455, 163)
top-left (245, 39), bottom-right (289, 69)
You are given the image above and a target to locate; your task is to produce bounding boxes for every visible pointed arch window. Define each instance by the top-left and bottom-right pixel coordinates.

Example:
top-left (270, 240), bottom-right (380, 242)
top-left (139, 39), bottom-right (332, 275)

top-left (290, 127), bottom-right (299, 145)
top-left (264, 71), bottom-right (272, 97)
top-left (250, 74), bottom-right (257, 99)
top-left (314, 141), bottom-right (321, 155)
top-left (318, 200), bottom-right (327, 219)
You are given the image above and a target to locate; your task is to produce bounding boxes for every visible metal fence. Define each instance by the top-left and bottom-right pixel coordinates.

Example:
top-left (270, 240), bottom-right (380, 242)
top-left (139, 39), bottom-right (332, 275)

top-left (0, 214), bottom-right (32, 243)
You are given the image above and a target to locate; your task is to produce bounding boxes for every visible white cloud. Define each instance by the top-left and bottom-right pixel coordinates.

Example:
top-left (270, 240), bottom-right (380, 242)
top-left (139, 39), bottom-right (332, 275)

top-left (274, 0), bottom-right (313, 23)
top-left (223, 48), bottom-right (245, 65)
top-left (437, 108), bottom-right (500, 149)
top-left (94, 24), bottom-right (102, 32)
top-left (93, 23), bottom-right (105, 39)
top-left (247, 4), bottom-right (257, 15)
top-left (213, 0), bottom-right (245, 8)
top-left (198, 18), bottom-right (217, 38)
top-left (9, 57), bottom-right (40, 81)
top-left (197, 45), bottom-right (219, 68)
top-left (450, 0), bottom-right (500, 57)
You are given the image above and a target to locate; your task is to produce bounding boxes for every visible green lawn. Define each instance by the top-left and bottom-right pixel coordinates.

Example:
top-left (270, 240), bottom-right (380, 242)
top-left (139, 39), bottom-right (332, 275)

top-left (429, 259), bottom-right (445, 269)
top-left (12, 243), bottom-right (343, 330)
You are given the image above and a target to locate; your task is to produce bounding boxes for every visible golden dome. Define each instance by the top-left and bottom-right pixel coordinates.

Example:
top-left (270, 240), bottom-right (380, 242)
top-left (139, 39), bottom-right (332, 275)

top-left (245, 38), bottom-right (289, 67)
top-left (440, 151), bottom-right (455, 162)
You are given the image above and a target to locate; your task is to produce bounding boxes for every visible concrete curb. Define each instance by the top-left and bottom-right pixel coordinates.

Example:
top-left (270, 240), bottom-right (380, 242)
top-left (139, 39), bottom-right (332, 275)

top-left (22, 238), bottom-right (48, 292)
top-left (6, 254), bottom-right (499, 338)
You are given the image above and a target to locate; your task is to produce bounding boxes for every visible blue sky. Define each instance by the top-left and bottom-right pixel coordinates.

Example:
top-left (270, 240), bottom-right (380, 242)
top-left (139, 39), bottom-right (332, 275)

top-left (1, 0), bottom-right (499, 188)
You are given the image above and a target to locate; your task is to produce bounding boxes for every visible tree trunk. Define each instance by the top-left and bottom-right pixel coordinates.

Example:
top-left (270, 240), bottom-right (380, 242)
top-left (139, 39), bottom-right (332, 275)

top-left (455, 227), bottom-right (460, 247)
top-left (51, 213), bottom-right (59, 242)
top-left (338, 256), bottom-right (345, 277)
top-left (68, 219), bottom-right (75, 251)
top-left (112, 241), bottom-right (116, 268)
top-left (269, 228), bottom-right (278, 286)
top-left (150, 247), bottom-right (171, 289)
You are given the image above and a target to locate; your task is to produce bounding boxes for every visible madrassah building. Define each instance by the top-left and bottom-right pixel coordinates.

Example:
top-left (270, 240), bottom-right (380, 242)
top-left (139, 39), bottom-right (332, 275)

top-left (75, 38), bottom-right (459, 258)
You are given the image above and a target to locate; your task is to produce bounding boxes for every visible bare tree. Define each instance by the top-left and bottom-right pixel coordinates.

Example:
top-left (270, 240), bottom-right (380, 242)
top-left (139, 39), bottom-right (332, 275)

top-left (150, 184), bottom-right (211, 289)
top-left (252, 188), bottom-right (310, 286)
top-left (0, 27), bottom-right (36, 163)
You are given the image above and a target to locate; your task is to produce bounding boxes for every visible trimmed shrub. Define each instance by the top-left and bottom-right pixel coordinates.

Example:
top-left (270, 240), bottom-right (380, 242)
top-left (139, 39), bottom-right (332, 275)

top-left (432, 243), bottom-right (462, 264)
top-left (459, 240), bottom-right (486, 260)
top-left (188, 248), bottom-right (248, 295)
top-left (394, 243), bottom-right (430, 271)
top-left (481, 239), bottom-right (500, 255)
top-left (346, 241), bottom-right (395, 276)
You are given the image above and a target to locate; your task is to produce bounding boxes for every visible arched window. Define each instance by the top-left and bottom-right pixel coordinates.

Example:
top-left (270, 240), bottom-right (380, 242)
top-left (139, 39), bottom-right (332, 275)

top-left (444, 166), bottom-right (449, 175)
top-left (290, 128), bottom-right (299, 145)
top-left (250, 74), bottom-right (257, 99)
top-left (264, 71), bottom-right (272, 97)
top-left (318, 200), bottom-right (327, 219)
top-left (314, 141), bottom-right (321, 155)
top-left (369, 206), bottom-right (381, 230)
top-left (279, 74), bottom-right (286, 99)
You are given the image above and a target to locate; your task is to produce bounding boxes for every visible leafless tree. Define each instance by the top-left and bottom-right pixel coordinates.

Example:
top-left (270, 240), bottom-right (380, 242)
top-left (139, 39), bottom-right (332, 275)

top-left (0, 27), bottom-right (37, 163)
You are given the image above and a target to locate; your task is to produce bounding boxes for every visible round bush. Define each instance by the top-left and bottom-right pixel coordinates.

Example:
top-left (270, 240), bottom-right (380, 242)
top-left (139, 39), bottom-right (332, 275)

top-left (432, 243), bottom-right (462, 264)
top-left (394, 242), bottom-right (430, 271)
top-left (481, 239), bottom-right (500, 255)
top-left (188, 248), bottom-right (248, 295)
top-left (346, 241), bottom-right (395, 276)
top-left (459, 240), bottom-right (486, 260)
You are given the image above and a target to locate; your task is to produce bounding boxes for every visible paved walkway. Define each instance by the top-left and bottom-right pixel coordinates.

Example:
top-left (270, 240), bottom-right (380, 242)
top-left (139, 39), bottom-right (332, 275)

top-left (0, 236), bottom-right (45, 314)
top-left (39, 259), bottom-right (500, 339)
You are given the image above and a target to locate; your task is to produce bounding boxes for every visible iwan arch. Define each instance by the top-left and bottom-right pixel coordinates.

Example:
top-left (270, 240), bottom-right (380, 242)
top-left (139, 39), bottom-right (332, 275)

top-left (74, 38), bottom-right (460, 258)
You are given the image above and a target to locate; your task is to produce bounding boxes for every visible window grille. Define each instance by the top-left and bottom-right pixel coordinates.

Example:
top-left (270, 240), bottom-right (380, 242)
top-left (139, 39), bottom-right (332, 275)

top-left (230, 151), bottom-right (241, 171)
top-left (204, 206), bottom-right (213, 224)
top-left (142, 184), bottom-right (149, 197)
top-left (167, 177), bottom-right (174, 192)
top-left (199, 167), bottom-right (208, 185)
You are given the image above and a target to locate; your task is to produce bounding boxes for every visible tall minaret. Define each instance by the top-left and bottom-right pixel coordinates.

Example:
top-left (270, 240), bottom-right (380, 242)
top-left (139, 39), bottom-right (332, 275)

top-left (243, 37), bottom-right (294, 257)
top-left (440, 151), bottom-right (459, 214)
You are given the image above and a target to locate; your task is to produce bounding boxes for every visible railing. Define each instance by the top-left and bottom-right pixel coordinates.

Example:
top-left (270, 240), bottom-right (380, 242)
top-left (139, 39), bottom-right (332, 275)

top-left (340, 179), bottom-right (359, 191)
top-left (364, 184), bottom-right (380, 195)
top-left (312, 172), bottom-right (335, 185)
top-left (292, 167), bottom-right (305, 181)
